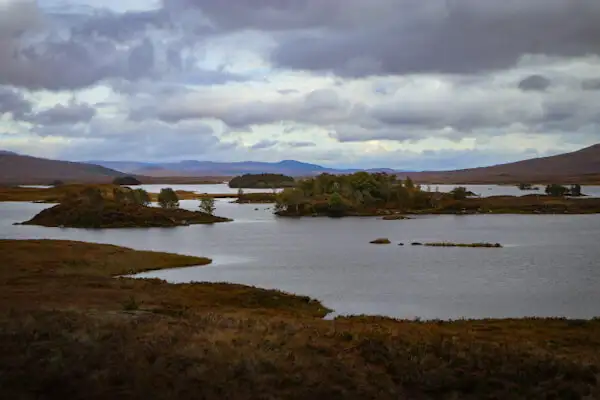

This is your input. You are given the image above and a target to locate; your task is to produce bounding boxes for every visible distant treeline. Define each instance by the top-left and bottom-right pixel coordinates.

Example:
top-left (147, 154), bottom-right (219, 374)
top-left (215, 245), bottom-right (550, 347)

top-left (228, 174), bottom-right (295, 189)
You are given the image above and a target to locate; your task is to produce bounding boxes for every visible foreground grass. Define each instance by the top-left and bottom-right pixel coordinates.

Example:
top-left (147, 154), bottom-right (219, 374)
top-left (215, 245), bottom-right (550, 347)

top-left (1, 240), bottom-right (600, 399)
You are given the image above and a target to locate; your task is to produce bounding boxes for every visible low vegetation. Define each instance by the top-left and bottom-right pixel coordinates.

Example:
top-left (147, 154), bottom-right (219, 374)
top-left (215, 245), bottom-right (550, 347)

top-left (2, 239), bottom-right (600, 399)
top-left (274, 172), bottom-right (600, 217)
top-left (424, 242), bottom-right (503, 248)
top-left (228, 173), bottom-right (295, 189)
top-left (19, 186), bottom-right (231, 228)
top-left (235, 191), bottom-right (277, 203)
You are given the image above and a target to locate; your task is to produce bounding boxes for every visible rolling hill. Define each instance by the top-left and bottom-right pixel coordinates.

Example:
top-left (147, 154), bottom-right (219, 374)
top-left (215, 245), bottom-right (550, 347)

top-left (402, 144), bottom-right (600, 184)
top-left (0, 152), bottom-right (127, 185)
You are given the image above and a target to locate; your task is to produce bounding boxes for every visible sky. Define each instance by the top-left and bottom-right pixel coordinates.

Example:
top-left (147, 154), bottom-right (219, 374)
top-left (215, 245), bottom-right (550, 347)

top-left (0, 0), bottom-right (599, 170)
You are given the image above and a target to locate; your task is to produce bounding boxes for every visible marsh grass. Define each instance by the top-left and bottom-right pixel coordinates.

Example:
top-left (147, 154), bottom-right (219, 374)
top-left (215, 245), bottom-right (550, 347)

top-left (1, 239), bottom-right (600, 399)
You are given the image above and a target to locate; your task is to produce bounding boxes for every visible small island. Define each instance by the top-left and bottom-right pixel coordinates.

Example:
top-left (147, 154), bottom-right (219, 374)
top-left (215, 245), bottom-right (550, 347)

top-left (113, 176), bottom-right (142, 186)
top-left (228, 173), bottom-right (295, 189)
top-left (19, 186), bottom-right (231, 228)
top-left (273, 172), bottom-right (600, 217)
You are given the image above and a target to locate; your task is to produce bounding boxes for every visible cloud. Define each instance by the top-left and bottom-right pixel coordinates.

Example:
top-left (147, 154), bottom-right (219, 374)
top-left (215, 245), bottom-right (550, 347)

top-left (250, 139), bottom-right (278, 150)
top-left (27, 101), bottom-right (97, 125)
top-left (0, 1), bottom-right (187, 91)
top-left (518, 75), bottom-right (552, 91)
top-left (0, 86), bottom-right (32, 119)
top-left (263, 0), bottom-right (600, 77)
top-left (286, 141), bottom-right (316, 148)
top-left (132, 88), bottom-right (356, 128)
top-left (581, 78), bottom-right (600, 91)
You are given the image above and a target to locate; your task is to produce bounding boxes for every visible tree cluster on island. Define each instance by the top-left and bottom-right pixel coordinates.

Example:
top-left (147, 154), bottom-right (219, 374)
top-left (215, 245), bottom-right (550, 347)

top-left (274, 172), bottom-right (435, 217)
top-left (545, 184), bottom-right (583, 197)
top-left (273, 172), bottom-right (598, 216)
top-left (228, 173), bottom-right (295, 189)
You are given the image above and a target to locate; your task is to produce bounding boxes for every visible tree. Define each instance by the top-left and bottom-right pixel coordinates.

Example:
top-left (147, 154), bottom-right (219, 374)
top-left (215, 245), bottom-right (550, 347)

top-left (79, 187), bottom-right (105, 206)
top-left (404, 177), bottom-right (415, 190)
top-left (133, 189), bottom-right (151, 206)
top-left (157, 188), bottom-right (179, 209)
top-left (517, 183), bottom-right (535, 190)
top-left (570, 184), bottom-right (582, 197)
top-left (199, 197), bottom-right (216, 215)
top-left (237, 187), bottom-right (245, 201)
top-left (545, 184), bottom-right (568, 197)
top-left (450, 186), bottom-right (469, 200)
top-left (276, 188), bottom-right (305, 213)
top-left (327, 192), bottom-right (346, 217)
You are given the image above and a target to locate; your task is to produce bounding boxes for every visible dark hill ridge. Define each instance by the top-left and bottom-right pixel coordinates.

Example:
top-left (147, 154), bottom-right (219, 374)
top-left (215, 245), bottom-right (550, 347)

top-left (0, 152), bottom-right (126, 185)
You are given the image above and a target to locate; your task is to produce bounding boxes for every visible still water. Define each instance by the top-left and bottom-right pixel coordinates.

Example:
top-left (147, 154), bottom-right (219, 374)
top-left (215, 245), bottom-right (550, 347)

top-left (2, 184), bottom-right (600, 320)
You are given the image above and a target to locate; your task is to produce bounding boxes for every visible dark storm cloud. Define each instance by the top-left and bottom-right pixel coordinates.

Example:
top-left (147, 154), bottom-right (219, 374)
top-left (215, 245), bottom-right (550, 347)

top-left (518, 75), bottom-right (552, 92)
top-left (0, 87), bottom-right (32, 119)
top-left (27, 102), bottom-right (97, 125)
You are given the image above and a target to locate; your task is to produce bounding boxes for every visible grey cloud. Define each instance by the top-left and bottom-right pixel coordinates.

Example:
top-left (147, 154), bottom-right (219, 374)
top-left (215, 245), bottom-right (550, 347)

top-left (581, 78), bottom-right (600, 90)
top-left (31, 118), bottom-right (223, 160)
top-left (0, 86), bottom-right (32, 119)
top-left (0, 1), bottom-right (186, 90)
top-left (278, 89), bottom-right (300, 95)
top-left (28, 102), bottom-right (97, 125)
top-left (518, 75), bottom-right (552, 91)
top-left (134, 88), bottom-right (356, 128)
top-left (286, 141), bottom-right (316, 148)
top-left (70, 9), bottom-right (172, 41)
top-left (250, 140), bottom-right (278, 150)
top-left (263, 0), bottom-right (600, 76)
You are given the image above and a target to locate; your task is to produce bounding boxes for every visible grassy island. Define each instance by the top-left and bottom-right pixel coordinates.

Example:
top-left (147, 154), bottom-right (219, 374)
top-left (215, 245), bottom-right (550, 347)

top-left (2, 239), bottom-right (600, 399)
top-left (16, 185), bottom-right (231, 228)
top-left (273, 172), bottom-right (600, 217)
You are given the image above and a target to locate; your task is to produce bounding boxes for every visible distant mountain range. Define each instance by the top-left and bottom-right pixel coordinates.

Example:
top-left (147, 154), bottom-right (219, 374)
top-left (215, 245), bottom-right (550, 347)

top-left (87, 159), bottom-right (397, 177)
top-left (1, 143), bottom-right (599, 185)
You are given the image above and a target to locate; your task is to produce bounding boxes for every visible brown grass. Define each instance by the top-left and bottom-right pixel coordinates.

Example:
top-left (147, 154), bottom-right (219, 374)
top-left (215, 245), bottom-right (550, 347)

top-left (1, 239), bottom-right (600, 399)
top-left (0, 184), bottom-right (120, 202)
